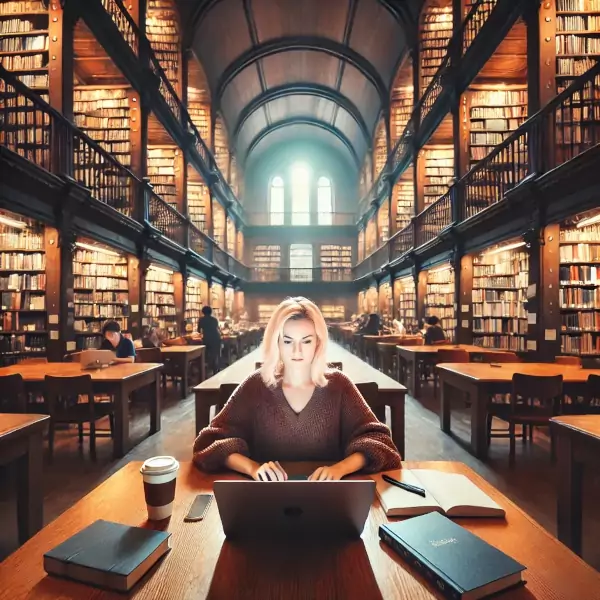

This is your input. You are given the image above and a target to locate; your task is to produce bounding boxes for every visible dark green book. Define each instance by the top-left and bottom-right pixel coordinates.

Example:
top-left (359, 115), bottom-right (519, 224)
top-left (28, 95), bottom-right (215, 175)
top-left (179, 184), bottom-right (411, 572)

top-left (43, 519), bottom-right (171, 593)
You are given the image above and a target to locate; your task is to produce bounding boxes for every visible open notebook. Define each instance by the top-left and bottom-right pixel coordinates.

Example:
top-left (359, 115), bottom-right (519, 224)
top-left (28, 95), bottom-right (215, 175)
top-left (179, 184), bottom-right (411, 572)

top-left (372, 469), bottom-right (505, 518)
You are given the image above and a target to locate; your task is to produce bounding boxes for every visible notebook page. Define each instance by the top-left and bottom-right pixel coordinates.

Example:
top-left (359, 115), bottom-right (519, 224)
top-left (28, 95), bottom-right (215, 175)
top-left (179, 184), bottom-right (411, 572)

top-left (410, 470), bottom-right (505, 518)
top-left (372, 469), bottom-right (443, 517)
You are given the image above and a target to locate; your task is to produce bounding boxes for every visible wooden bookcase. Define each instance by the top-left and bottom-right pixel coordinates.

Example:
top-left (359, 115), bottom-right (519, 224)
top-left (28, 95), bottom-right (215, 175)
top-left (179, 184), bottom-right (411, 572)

top-left (0, 212), bottom-right (47, 364)
top-left (144, 264), bottom-right (177, 338)
top-left (184, 275), bottom-right (207, 332)
top-left (373, 117), bottom-right (387, 180)
top-left (420, 3), bottom-right (453, 96)
top-left (258, 303), bottom-right (277, 325)
top-left (226, 216), bottom-right (236, 257)
top-left (394, 275), bottom-right (418, 332)
top-left (425, 263), bottom-right (456, 342)
top-left (253, 244), bottom-right (281, 281)
top-left (225, 286), bottom-right (234, 318)
top-left (212, 201), bottom-right (225, 248)
top-left (321, 305), bottom-right (346, 321)
top-left (358, 229), bottom-right (365, 263)
top-left (213, 115), bottom-right (229, 178)
top-left (73, 241), bottom-right (129, 350)
top-left (210, 281), bottom-right (224, 320)
top-left (188, 88), bottom-right (210, 142)
top-left (320, 244), bottom-right (352, 281)
top-left (391, 87), bottom-right (413, 145)
top-left (394, 167), bottom-right (414, 232)
top-left (73, 86), bottom-right (131, 167)
top-left (187, 180), bottom-right (208, 232)
top-left (146, 0), bottom-right (180, 93)
top-left (365, 217), bottom-right (377, 256)
top-left (378, 201), bottom-right (390, 244)
top-left (379, 281), bottom-right (392, 324)
top-left (147, 145), bottom-right (179, 207)
top-left (471, 243), bottom-right (529, 351)
top-left (422, 146), bottom-right (454, 209)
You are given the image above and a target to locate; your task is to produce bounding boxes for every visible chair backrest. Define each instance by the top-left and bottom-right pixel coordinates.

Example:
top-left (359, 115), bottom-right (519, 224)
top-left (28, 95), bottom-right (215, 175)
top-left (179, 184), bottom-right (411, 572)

top-left (555, 356), bottom-right (581, 366)
top-left (437, 349), bottom-right (469, 363)
top-left (355, 382), bottom-right (384, 423)
top-left (0, 373), bottom-right (26, 413)
top-left (254, 361), bottom-right (342, 371)
top-left (398, 338), bottom-right (424, 347)
top-left (478, 352), bottom-right (521, 364)
top-left (432, 339), bottom-right (448, 346)
top-left (163, 336), bottom-right (186, 347)
top-left (511, 373), bottom-right (563, 411)
top-left (18, 357), bottom-right (48, 365)
top-left (135, 347), bottom-right (163, 363)
top-left (44, 374), bottom-right (95, 415)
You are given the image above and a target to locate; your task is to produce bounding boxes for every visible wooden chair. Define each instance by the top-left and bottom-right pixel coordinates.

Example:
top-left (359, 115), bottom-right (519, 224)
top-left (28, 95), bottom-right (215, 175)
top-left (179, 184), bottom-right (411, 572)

top-left (584, 374), bottom-right (600, 414)
top-left (0, 373), bottom-right (27, 413)
top-left (555, 356), bottom-right (581, 366)
top-left (491, 373), bottom-right (564, 466)
top-left (477, 352), bottom-right (521, 363)
top-left (377, 343), bottom-right (396, 376)
top-left (44, 375), bottom-right (115, 462)
top-left (434, 349), bottom-right (469, 398)
top-left (355, 382), bottom-right (385, 424)
top-left (135, 347), bottom-right (163, 363)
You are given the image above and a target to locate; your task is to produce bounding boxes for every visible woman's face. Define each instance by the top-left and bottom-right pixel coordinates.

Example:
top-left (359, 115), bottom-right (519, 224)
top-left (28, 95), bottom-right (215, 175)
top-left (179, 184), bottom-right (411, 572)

top-left (279, 317), bottom-right (317, 372)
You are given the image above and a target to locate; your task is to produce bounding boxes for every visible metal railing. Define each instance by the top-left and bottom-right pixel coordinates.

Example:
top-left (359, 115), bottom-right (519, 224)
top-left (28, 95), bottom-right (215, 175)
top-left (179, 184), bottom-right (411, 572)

top-left (415, 191), bottom-right (453, 248)
top-left (188, 222), bottom-right (213, 262)
top-left (419, 54), bottom-right (450, 125)
top-left (390, 224), bottom-right (414, 262)
top-left (100, 0), bottom-right (139, 56)
top-left (249, 267), bottom-right (353, 283)
top-left (147, 191), bottom-right (187, 247)
top-left (462, 0), bottom-right (499, 55)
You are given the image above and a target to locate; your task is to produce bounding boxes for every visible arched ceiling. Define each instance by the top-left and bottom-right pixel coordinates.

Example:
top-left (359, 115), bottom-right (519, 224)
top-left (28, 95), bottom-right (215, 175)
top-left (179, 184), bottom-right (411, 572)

top-left (177, 0), bottom-right (422, 170)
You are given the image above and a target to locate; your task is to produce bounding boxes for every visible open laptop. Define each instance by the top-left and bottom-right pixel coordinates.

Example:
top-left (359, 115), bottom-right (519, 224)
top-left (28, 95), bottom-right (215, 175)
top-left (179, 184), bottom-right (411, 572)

top-left (213, 479), bottom-right (375, 540)
top-left (79, 349), bottom-right (116, 370)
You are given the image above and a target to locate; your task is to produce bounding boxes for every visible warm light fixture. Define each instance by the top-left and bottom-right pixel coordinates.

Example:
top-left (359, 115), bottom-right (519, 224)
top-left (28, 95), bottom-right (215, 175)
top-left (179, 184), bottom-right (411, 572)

top-left (0, 215), bottom-right (27, 229)
top-left (483, 241), bottom-right (526, 256)
top-left (75, 241), bottom-right (121, 257)
top-left (150, 264), bottom-right (173, 275)
top-left (576, 213), bottom-right (600, 228)
top-left (430, 264), bottom-right (452, 274)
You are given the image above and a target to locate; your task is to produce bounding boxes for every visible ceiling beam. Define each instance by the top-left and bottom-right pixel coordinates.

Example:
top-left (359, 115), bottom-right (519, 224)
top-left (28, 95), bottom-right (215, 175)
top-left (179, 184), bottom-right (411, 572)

top-left (244, 117), bottom-right (361, 167)
top-left (214, 36), bottom-right (389, 112)
top-left (232, 83), bottom-right (371, 143)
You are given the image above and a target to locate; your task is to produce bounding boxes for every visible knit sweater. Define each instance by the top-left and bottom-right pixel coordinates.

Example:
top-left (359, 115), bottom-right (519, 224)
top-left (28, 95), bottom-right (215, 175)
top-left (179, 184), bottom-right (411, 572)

top-left (192, 369), bottom-right (402, 473)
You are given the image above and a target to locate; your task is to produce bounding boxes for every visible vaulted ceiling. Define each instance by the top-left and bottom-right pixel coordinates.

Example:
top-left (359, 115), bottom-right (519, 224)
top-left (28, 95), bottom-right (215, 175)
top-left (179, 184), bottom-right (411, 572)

top-left (177, 0), bottom-right (421, 170)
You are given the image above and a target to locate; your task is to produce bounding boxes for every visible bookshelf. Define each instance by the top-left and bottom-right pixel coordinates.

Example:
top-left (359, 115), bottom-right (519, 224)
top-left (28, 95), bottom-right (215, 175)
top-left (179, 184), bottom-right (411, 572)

top-left (258, 304), bottom-right (277, 326)
top-left (253, 244), bottom-right (281, 281)
top-left (559, 219), bottom-right (600, 356)
top-left (146, 0), bottom-right (180, 92)
top-left (321, 305), bottom-right (346, 321)
top-left (391, 87), bottom-right (413, 145)
top-left (188, 87), bottom-right (210, 142)
top-left (0, 211), bottom-right (46, 364)
top-left (471, 242), bottom-right (529, 351)
top-left (358, 229), bottom-right (365, 263)
top-left (0, 1), bottom-right (49, 94)
top-left (366, 217), bottom-right (377, 256)
top-left (358, 290), bottom-right (367, 313)
top-left (213, 201), bottom-right (225, 248)
top-left (210, 282), bottom-right (224, 320)
top-left (373, 118), bottom-right (387, 179)
top-left (425, 264), bottom-right (456, 342)
top-left (555, 0), bottom-right (600, 93)
top-left (184, 276), bottom-right (207, 332)
top-left (320, 244), bottom-right (352, 280)
top-left (395, 167), bottom-right (414, 231)
top-left (144, 264), bottom-right (177, 338)
top-left (226, 216), bottom-right (236, 257)
top-left (187, 181), bottom-right (208, 232)
top-left (366, 286), bottom-right (378, 313)
top-left (147, 146), bottom-right (178, 207)
top-left (394, 275), bottom-right (418, 332)
top-left (423, 146), bottom-right (454, 208)
top-left (214, 115), bottom-right (229, 177)
top-left (378, 202), bottom-right (390, 243)
top-left (73, 87), bottom-right (131, 167)
top-left (225, 286), bottom-right (234, 318)
top-left (420, 4), bottom-right (453, 96)
top-left (379, 281), bottom-right (392, 325)
top-left (468, 87), bottom-right (528, 165)
top-left (230, 155), bottom-right (239, 196)
top-left (73, 242), bottom-right (129, 350)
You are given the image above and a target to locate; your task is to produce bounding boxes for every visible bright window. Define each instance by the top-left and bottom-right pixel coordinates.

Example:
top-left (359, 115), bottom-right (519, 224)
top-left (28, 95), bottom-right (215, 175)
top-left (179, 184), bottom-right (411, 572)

top-left (291, 164), bottom-right (310, 225)
top-left (270, 176), bottom-right (284, 225)
top-left (317, 176), bottom-right (333, 225)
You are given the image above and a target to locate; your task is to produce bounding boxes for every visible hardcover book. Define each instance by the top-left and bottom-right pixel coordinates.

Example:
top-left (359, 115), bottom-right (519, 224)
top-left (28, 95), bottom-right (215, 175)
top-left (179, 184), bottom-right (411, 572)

top-left (379, 512), bottom-right (525, 600)
top-left (43, 519), bottom-right (171, 592)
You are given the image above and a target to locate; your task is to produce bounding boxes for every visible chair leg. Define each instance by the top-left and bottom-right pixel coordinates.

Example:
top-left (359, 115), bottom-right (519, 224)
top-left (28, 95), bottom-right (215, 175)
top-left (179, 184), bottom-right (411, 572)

top-left (89, 420), bottom-right (97, 461)
top-left (529, 425), bottom-right (534, 441)
top-left (509, 421), bottom-right (516, 467)
top-left (78, 423), bottom-right (84, 446)
top-left (522, 423), bottom-right (527, 444)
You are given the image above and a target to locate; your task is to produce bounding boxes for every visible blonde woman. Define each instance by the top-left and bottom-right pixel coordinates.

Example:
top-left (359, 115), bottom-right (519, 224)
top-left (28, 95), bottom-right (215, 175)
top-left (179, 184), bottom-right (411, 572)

top-left (193, 297), bottom-right (401, 481)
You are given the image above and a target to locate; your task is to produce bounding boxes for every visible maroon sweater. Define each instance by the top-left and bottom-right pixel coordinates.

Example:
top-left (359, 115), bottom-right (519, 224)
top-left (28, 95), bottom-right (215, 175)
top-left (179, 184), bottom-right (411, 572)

top-left (193, 370), bottom-right (402, 473)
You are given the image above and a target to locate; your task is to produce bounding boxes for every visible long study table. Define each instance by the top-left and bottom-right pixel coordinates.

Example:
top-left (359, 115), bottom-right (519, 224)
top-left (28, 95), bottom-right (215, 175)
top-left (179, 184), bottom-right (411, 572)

top-left (0, 363), bottom-right (163, 458)
top-left (160, 345), bottom-right (205, 398)
top-left (1, 460), bottom-right (598, 599)
top-left (436, 362), bottom-right (600, 459)
top-left (193, 343), bottom-right (407, 457)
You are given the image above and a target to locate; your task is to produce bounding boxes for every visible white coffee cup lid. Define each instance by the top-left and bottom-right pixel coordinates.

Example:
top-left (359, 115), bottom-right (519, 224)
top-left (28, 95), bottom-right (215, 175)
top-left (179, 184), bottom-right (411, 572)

top-left (141, 456), bottom-right (179, 475)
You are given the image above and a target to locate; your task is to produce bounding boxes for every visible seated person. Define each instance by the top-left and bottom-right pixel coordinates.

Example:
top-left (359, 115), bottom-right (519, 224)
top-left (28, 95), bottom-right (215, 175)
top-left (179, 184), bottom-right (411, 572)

top-left (100, 320), bottom-right (136, 363)
top-left (392, 318), bottom-right (406, 336)
top-left (140, 325), bottom-right (161, 349)
top-left (358, 313), bottom-right (381, 335)
top-left (193, 297), bottom-right (401, 481)
top-left (423, 316), bottom-right (446, 345)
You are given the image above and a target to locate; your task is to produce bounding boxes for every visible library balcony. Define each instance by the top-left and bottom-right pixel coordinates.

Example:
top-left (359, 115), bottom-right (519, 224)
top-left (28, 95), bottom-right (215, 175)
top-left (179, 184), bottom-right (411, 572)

top-left (245, 212), bottom-right (356, 227)
top-left (249, 267), bottom-right (353, 284)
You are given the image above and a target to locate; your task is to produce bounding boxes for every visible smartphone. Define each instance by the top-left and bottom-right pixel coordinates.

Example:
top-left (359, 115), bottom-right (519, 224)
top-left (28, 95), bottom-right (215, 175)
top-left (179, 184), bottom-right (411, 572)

top-left (184, 494), bottom-right (213, 522)
top-left (490, 363), bottom-right (502, 368)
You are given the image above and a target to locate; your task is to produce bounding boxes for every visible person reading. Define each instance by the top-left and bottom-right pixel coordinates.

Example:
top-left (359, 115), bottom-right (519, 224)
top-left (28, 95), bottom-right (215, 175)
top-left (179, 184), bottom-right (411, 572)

top-left (193, 297), bottom-right (401, 481)
top-left (198, 306), bottom-right (222, 374)
top-left (423, 316), bottom-right (446, 345)
top-left (100, 320), bottom-right (136, 363)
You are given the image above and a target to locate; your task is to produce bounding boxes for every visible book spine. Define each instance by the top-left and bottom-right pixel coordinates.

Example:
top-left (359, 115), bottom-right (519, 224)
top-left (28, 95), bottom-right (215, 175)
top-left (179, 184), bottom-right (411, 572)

top-left (379, 525), bottom-right (462, 600)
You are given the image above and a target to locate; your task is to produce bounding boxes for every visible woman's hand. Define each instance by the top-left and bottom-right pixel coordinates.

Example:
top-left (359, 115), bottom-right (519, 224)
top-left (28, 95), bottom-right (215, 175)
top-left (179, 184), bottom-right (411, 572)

top-left (253, 461), bottom-right (288, 481)
top-left (308, 464), bottom-right (348, 481)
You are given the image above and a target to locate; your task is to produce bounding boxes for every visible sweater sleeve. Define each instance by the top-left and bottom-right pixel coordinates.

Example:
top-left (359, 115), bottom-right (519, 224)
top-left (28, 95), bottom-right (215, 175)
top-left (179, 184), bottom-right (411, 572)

top-left (337, 373), bottom-right (402, 473)
top-left (192, 373), bottom-right (258, 472)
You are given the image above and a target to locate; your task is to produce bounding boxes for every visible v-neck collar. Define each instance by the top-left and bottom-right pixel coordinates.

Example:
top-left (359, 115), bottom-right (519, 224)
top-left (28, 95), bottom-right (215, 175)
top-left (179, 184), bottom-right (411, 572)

top-left (277, 382), bottom-right (318, 417)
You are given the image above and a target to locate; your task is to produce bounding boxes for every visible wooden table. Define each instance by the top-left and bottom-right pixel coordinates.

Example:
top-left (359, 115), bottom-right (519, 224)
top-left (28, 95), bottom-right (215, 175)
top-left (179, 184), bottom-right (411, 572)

top-left (0, 363), bottom-right (163, 458)
top-left (0, 413), bottom-right (49, 543)
top-left (551, 415), bottom-right (600, 556)
top-left (436, 363), bottom-right (600, 459)
top-left (1, 460), bottom-right (599, 599)
top-left (194, 343), bottom-right (407, 457)
top-left (160, 346), bottom-right (205, 398)
top-left (396, 344), bottom-right (509, 398)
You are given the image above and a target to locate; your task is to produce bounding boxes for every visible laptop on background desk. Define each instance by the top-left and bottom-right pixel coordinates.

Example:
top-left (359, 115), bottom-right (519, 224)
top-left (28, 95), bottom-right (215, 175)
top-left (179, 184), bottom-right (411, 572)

top-left (80, 349), bottom-right (116, 370)
top-left (213, 480), bottom-right (375, 540)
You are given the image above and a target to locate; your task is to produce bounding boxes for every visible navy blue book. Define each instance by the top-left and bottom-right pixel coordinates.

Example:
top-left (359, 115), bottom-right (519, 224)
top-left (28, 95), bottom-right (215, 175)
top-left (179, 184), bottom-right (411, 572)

top-left (379, 512), bottom-right (525, 600)
top-left (44, 520), bottom-right (171, 593)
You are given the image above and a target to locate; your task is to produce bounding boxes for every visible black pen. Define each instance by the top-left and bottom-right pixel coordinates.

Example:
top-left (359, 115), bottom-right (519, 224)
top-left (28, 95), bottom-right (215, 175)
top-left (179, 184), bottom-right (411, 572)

top-left (382, 474), bottom-right (427, 498)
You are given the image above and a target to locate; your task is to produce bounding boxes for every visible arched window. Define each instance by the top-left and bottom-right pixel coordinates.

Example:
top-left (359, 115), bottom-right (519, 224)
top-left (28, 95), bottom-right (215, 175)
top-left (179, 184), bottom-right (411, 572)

top-left (291, 164), bottom-right (310, 225)
top-left (317, 176), bottom-right (333, 225)
top-left (270, 176), bottom-right (284, 225)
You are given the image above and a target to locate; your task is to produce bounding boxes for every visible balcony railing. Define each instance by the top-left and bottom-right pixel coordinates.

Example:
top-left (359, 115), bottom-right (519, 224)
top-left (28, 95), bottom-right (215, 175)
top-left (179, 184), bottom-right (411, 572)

top-left (188, 222), bottom-right (213, 262)
top-left (100, 0), bottom-right (138, 56)
top-left (249, 267), bottom-right (353, 283)
top-left (246, 212), bottom-right (356, 226)
top-left (419, 54), bottom-right (450, 126)
top-left (147, 191), bottom-right (187, 247)
top-left (415, 192), bottom-right (453, 248)
top-left (462, 0), bottom-right (499, 55)
top-left (390, 224), bottom-right (414, 262)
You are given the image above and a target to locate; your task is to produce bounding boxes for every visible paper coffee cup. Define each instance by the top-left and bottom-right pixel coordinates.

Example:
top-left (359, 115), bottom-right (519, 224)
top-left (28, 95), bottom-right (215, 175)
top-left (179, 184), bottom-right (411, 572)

top-left (140, 456), bottom-right (180, 521)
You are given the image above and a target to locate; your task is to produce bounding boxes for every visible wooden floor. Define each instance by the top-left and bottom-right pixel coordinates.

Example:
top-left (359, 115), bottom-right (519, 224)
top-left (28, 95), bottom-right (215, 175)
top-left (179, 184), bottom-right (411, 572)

top-left (1, 348), bottom-right (599, 572)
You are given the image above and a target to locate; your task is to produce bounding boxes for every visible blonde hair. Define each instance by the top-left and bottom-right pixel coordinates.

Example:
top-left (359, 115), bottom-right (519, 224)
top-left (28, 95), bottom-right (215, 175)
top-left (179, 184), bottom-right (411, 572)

top-left (260, 297), bottom-right (329, 388)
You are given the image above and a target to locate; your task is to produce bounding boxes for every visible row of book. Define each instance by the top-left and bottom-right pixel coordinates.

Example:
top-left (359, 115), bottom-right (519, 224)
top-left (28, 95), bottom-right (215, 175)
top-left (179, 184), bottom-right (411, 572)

top-left (472, 289), bottom-right (524, 303)
top-left (0, 0), bottom-right (45, 13)
top-left (472, 274), bottom-right (528, 288)
top-left (470, 106), bottom-right (527, 119)
top-left (471, 119), bottom-right (522, 131)
top-left (0, 252), bottom-right (44, 270)
top-left (473, 258), bottom-right (529, 275)
top-left (0, 273), bottom-right (45, 290)
top-left (560, 244), bottom-right (600, 263)
top-left (0, 334), bottom-right (46, 354)
top-left (561, 311), bottom-right (600, 330)
top-left (0, 19), bottom-right (45, 34)
top-left (73, 264), bottom-right (128, 277)
top-left (145, 305), bottom-right (176, 317)
top-left (0, 54), bottom-right (45, 70)
top-left (74, 292), bottom-right (129, 304)
top-left (74, 318), bottom-right (127, 333)
top-left (0, 291), bottom-right (44, 310)
top-left (556, 35), bottom-right (600, 55)
top-left (560, 265), bottom-right (600, 283)
top-left (474, 336), bottom-right (526, 351)
top-left (557, 57), bottom-right (597, 77)
top-left (74, 304), bottom-right (128, 318)
top-left (561, 334), bottom-right (600, 356)
top-left (1, 311), bottom-right (45, 330)
top-left (561, 224), bottom-right (600, 241)
top-left (145, 292), bottom-right (174, 305)
top-left (472, 303), bottom-right (526, 318)
top-left (0, 231), bottom-right (43, 250)
top-left (560, 287), bottom-right (600, 307)
top-left (473, 318), bottom-right (528, 334)
top-left (556, 0), bottom-right (600, 10)
top-left (74, 276), bottom-right (128, 290)
top-left (556, 15), bottom-right (600, 31)
top-left (15, 73), bottom-right (48, 88)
